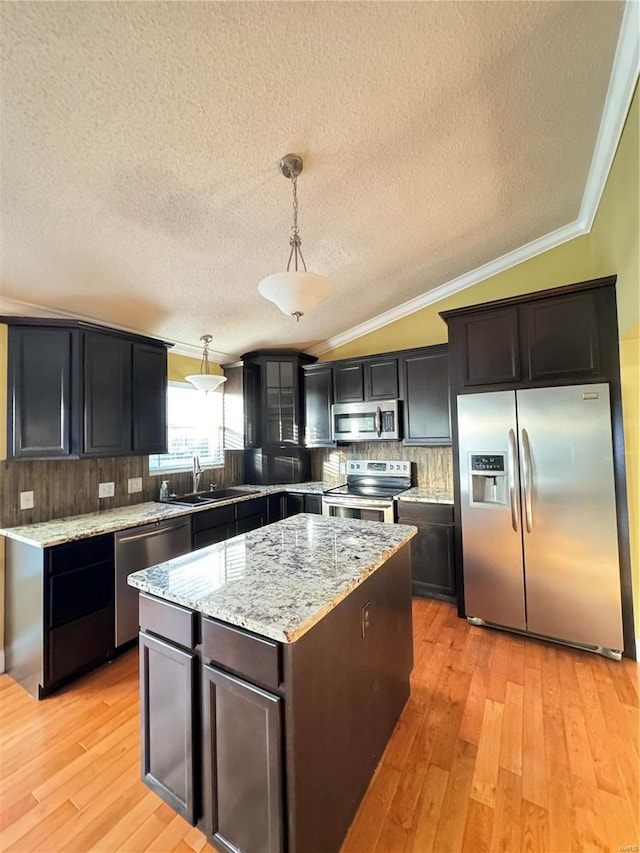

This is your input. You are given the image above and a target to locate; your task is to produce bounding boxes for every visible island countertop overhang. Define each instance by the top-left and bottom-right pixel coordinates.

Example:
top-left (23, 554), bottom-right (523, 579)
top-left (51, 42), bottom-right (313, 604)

top-left (127, 513), bottom-right (417, 644)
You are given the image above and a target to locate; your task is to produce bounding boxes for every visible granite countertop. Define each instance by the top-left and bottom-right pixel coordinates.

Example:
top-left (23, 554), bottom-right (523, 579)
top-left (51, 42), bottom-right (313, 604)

top-left (397, 486), bottom-right (454, 505)
top-left (127, 513), bottom-right (417, 644)
top-left (0, 483), bottom-right (334, 548)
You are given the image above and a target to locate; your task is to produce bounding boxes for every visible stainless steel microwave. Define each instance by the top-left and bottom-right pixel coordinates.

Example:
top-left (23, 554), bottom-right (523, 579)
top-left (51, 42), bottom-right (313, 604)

top-left (331, 400), bottom-right (400, 442)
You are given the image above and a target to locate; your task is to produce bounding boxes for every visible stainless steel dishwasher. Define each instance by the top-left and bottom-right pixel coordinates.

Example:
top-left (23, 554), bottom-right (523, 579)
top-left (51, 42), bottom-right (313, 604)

top-left (114, 516), bottom-right (192, 648)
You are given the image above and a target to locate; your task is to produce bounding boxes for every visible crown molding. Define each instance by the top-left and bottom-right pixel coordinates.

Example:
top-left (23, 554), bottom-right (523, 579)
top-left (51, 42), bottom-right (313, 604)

top-left (310, 4), bottom-right (639, 358)
top-left (308, 219), bottom-right (585, 356)
top-left (0, 295), bottom-right (232, 364)
top-left (579, 0), bottom-right (640, 232)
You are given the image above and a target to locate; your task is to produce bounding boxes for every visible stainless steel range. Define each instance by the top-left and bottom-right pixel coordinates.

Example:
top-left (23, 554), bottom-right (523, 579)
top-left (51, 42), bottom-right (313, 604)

top-left (322, 460), bottom-right (412, 523)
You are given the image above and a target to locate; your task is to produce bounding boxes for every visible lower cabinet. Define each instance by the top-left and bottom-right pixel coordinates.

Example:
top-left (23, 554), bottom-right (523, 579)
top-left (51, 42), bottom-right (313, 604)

top-left (202, 665), bottom-right (283, 853)
top-left (396, 501), bottom-right (455, 601)
top-left (192, 497), bottom-right (268, 549)
top-left (139, 632), bottom-right (198, 824)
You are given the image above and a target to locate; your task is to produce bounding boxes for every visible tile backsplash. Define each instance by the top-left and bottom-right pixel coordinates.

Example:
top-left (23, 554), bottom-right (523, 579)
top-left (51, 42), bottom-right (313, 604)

top-left (311, 443), bottom-right (453, 491)
top-left (0, 450), bottom-right (244, 528)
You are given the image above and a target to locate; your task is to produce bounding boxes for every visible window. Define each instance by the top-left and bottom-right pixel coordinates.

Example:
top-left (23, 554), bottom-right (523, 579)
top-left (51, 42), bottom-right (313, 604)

top-left (149, 382), bottom-right (224, 474)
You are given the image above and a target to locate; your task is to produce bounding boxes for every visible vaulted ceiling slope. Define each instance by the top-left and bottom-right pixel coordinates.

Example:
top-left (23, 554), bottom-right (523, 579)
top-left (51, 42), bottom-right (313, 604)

top-left (0, 1), bottom-right (635, 361)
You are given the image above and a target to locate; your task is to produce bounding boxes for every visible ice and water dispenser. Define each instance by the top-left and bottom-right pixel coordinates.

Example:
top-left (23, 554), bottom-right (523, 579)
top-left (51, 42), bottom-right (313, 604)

top-left (469, 453), bottom-right (508, 506)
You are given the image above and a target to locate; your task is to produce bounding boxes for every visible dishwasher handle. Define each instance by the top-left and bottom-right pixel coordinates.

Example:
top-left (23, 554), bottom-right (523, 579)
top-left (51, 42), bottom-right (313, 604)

top-left (116, 519), bottom-right (191, 545)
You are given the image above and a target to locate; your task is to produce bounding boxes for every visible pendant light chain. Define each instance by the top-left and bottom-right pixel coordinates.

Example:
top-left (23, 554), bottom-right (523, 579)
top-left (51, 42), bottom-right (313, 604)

top-left (287, 173), bottom-right (307, 274)
top-left (199, 335), bottom-right (212, 375)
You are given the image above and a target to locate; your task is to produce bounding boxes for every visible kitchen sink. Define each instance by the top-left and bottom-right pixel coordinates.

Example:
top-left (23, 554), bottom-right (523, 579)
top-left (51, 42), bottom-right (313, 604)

top-left (160, 488), bottom-right (260, 506)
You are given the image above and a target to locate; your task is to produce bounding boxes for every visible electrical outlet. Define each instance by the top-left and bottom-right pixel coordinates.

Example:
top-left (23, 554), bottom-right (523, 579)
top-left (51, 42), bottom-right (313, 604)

top-left (20, 490), bottom-right (34, 510)
top-left (361, 601), bottom-right (372, 638)
top-left (98, 481), bottom-right (115, 499)
top-left (128, 477), bottom-right (143, 494)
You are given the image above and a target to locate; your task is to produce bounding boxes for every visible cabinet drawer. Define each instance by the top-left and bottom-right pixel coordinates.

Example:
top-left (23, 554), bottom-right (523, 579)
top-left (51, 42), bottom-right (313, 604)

top-left (192, 503), bottom-right (236, 533)
top-left (201, 618), bottom-right (281, 690)
top-left (139, 593), bottom-right (198, 649)
top-left (48, 534), bottom-right (113, 575)
top-left (396, 501), bottom-right (453, 525)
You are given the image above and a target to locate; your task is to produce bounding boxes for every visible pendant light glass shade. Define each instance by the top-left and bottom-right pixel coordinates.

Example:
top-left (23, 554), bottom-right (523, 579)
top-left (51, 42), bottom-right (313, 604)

top-left (258, 153), bottom-right (333, 321)
top-left (185, 334), bottom-right (227, 393)
top-left (185, 372), bottom-right (226, 392)
top-left (258, 271), bottom-right (333, 318)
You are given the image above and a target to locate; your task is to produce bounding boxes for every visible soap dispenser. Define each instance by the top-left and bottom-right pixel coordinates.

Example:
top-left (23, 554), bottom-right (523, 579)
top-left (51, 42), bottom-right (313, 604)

top-left (159, 480), bottom-right (169, 501)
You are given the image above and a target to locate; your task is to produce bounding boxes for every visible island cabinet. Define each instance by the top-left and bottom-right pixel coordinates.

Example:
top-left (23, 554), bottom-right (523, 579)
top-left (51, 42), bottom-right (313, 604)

top-left (441, 276), bottom-right (618, 392)
top-left (396, 501), bottom-right (455, 601)
top-left (4, 317), bottom-right (169, 459)
top-left (132, 515), bottom-right (415, 853)
top-left (4, 533), bottom-right (115, 698)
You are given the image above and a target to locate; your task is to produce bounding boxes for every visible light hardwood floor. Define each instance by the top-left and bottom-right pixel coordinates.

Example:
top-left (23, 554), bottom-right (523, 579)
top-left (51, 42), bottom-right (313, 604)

top-left (0, 598), bottom-right (638, 852)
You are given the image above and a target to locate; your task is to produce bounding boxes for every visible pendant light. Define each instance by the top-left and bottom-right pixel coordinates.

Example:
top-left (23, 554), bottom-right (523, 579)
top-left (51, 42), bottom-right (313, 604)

top-left (258, 153), bottom-right (333, 321)
top-left (185, 335), bottom-right (227, 392)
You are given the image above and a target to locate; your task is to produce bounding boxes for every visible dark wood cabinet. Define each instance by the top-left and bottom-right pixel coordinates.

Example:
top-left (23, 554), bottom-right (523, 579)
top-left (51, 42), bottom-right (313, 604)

top-left (365, 357), bottom-right (398, 400)
top-left (202, 664), bottom-right (284, 853)
top-left (442, 279), bottom-right (615, 392)
top-left (133, 342), bottom-right (168, 454)
top-left (7, 325), bottom-right (80, 459)
top-left (83, 332), bottom-right (132, 456)
top-left (396, 501), bottom-right (455, 601)
top-left (4, 533), bottom-right (115, 698)
top-left (399, 345), bottom-right (451, 445)
top-left (303, 364), bottom-right (335, 447)
top-left (282, 492), bottom-right (323, 517)
top-left (333, 362), bottom-right (364, 403)
top-left (333, 356), bottom-right (399, 404)
top-left (4, 317), bottom-right (169, 459)
top-left (192, 497), bottom-right (268, 549)
top-left (139, 631), bottom-right (198, 824)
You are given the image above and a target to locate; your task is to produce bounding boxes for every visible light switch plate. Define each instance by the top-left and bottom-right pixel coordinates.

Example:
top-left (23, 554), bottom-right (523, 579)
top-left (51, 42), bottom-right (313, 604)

top-left (20, 490), bottom-right (34, 510)
top-left (98, 481), bottom-right (115, 499)
top-left (127, 477), bottom-right (143, 494)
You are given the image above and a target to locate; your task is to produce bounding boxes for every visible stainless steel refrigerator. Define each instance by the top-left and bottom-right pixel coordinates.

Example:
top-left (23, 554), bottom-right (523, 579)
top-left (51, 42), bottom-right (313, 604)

top-left (457, 383), bottom-right (623, 659)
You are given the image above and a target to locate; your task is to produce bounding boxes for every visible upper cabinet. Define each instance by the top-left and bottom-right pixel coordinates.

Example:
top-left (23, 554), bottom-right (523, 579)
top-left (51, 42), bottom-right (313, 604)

top-left (5, 318), bottom-right (169, 460)
top-left (303, 345), bottom-right (451, 448)
top-left (241, 350), bottom-right (316, 450)
top-left (399, 345), bottom-right (451, 446)
top-left (441, 277), bottom-right (617, 393)
top-left (333, 355), bottom-right (399, 403)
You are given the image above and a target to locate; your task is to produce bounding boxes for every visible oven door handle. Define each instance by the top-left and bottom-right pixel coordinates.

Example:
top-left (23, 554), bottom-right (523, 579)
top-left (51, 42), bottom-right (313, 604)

top-left (322, 497), bottom-right (393, 510)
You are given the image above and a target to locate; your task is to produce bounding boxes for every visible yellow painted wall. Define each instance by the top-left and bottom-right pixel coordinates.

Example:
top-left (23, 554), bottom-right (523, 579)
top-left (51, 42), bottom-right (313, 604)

top-left (322, 85), bottom-right (640, 645)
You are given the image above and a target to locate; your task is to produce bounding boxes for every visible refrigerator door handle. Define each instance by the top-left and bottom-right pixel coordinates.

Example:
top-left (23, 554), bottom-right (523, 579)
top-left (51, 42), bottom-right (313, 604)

top-left (507, 428), bottom-right (520, 532)
top-left (521, 427), bottom-right (534, 532)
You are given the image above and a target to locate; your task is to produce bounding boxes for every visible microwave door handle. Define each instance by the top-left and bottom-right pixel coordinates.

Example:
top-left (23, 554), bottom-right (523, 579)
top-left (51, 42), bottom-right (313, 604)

top-left (375, 406), bottom-right (382, 437)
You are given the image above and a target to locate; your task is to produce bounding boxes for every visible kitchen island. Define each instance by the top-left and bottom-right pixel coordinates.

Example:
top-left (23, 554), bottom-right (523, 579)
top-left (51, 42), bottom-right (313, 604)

top-left (128, 513), bottom-right (417, 853)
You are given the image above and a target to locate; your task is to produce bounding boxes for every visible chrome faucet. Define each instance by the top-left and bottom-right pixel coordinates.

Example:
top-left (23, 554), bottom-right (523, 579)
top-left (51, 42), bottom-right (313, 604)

top-left (192, 454), bottom-right (203, 494)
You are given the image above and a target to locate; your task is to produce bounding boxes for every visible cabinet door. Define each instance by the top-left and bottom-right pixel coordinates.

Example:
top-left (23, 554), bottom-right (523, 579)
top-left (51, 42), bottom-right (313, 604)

top-left (132, 343), bottom-right (167, 454)
top-left (139, 633), bottom-right (198, 824)
top-left (8, 327), bottom-right (78, 458)
top-left (454, 308), bottom-right (521, 387)
top-left (400, 347), bottom-right (451, 445)
top-left (236, 497), bottom-right (267, 534)
top-left (285, 493), bottom-right (304, 517)
top-left (303, 494), bottom-right (322, 514)
top-left (333, 362), bottom-right (364, 403)
top-left (521, 292), bottom-right (601, 382)
top-left (411, 523), bottom-right (455, 601)
top-left (83, 333), bottom-right (132, 455)
top-left (365, 357), bottom-right (398, 400)
top-left (304, 366), bottom-right (335, 447)
top-left (202, 665), bottom-right (283, 853)
top-left (244, 362), bottom-right (261, 448)
top-left (267, 493), bottom-right (286, 524)
top-left (263, 359), bottom-right (298, 445)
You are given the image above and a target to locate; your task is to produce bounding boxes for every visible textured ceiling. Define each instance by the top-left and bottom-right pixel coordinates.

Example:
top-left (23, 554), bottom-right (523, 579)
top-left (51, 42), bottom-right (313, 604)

top-left (0, 1), bottom-right (627, 360)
